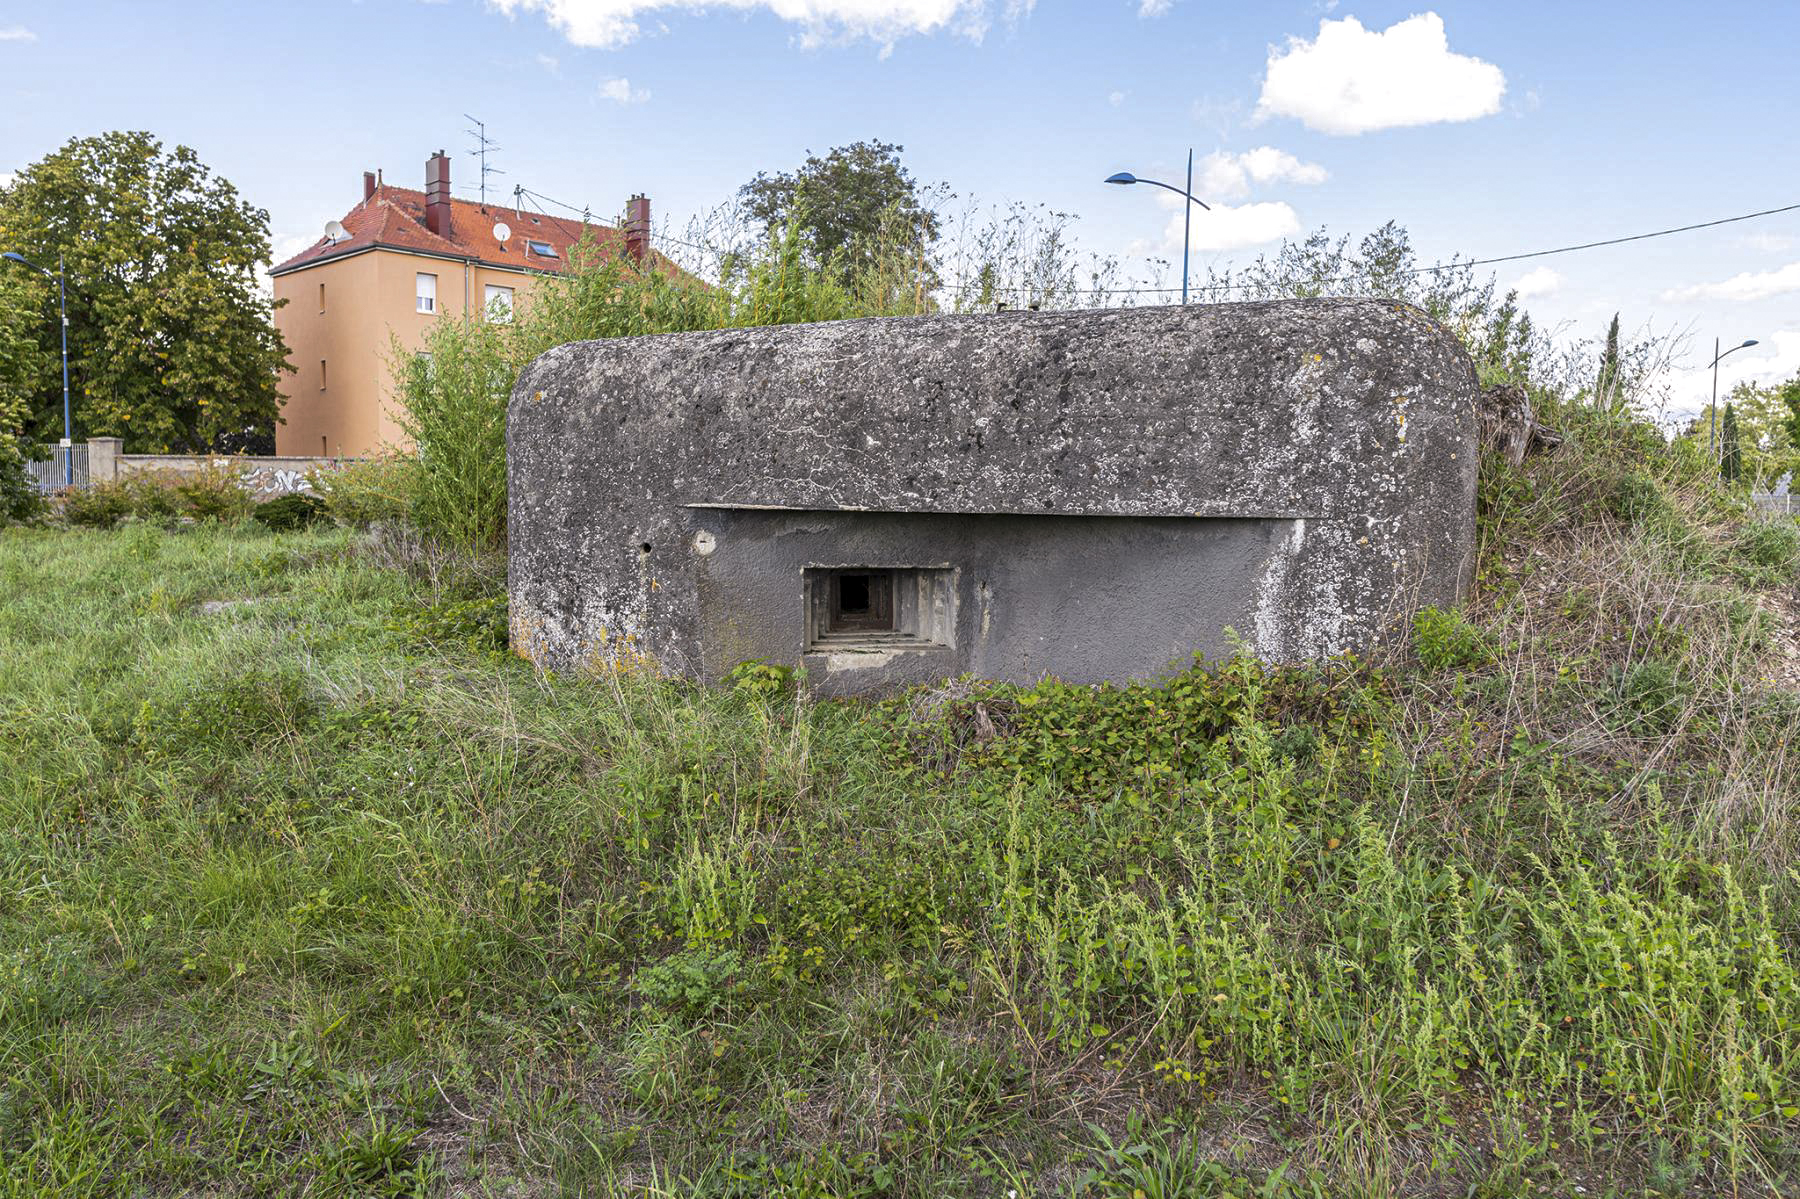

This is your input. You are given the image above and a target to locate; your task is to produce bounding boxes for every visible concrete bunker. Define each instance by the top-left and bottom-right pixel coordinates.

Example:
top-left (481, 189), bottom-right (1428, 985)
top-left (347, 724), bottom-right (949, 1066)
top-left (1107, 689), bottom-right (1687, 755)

top-left (507, 299), bottom-right (1480, 694)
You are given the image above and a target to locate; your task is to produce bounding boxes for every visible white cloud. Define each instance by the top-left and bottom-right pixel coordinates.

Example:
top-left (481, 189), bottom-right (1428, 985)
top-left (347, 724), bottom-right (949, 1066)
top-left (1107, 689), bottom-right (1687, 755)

top-left (1108, 89), bottom-right (1124, 107)
top-left (1512, 266), bottom-right (1561, 299)
top-left (598, 76), bottom-right (650, 103)
top-left (0, 172), bottom-right (14, 191)
top-left (1255, 12), bottom-right (1505, 135)
top-left (0, 26), bottom-right (36, 42)
top-left (1662, 261), bottom-right (1800, 304)
top-left (488, 0), bottom-right (1032, 50)
top-left (1137, 0), bottom-right (1172, 16)
top-left (1163, 198), bottom-right (1299, 253)
top-left (1195, 146), bottom-right (1326, 202)
top-left (536, 52), bottom-right (561, 73)
top-left (1738, 232), bottom-right (1796, 253)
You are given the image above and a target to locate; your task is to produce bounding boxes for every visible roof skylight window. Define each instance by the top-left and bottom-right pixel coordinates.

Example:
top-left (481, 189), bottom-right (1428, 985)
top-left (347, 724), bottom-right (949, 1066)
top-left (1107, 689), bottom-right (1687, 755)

top-left (526, 240), bottom-right (558, 258)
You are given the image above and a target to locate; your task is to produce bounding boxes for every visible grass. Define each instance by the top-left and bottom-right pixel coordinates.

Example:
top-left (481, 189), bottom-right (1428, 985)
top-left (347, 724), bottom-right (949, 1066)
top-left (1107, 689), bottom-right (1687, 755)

top-left (2, 406), bottom-right (1799, 1196)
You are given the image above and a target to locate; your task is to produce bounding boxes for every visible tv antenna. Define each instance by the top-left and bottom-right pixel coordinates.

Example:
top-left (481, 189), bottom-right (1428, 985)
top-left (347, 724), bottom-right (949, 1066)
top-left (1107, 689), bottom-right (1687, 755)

top-left (464, 114), bottom-right (504, 208)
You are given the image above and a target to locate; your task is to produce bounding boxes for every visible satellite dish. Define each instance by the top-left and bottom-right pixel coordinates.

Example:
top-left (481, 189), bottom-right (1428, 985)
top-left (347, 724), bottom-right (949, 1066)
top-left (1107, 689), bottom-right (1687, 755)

top-left (492, 221), bottom-right (512, 245)
top-left (323, 219), bottom-right (349, 244)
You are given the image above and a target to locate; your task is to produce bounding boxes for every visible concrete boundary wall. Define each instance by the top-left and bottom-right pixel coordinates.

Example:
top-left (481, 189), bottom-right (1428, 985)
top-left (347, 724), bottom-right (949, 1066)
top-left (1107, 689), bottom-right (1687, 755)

top-left (84, 438), bottom-right (353, 496)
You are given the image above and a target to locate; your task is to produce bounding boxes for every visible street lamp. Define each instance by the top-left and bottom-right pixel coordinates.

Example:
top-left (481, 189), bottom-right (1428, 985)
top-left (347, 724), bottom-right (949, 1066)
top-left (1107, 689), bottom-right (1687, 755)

top-left (1707, 336), bottom-right (1759, 464)
top-left (1106, 149), bottom-right (1210, 305)
top-left (2, 251), bottom-right (73, 486)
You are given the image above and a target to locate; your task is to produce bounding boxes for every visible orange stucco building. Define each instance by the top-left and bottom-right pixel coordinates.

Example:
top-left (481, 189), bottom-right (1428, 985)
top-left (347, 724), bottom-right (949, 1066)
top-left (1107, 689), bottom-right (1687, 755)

top-left (271, 151), bottom-right (651, 457)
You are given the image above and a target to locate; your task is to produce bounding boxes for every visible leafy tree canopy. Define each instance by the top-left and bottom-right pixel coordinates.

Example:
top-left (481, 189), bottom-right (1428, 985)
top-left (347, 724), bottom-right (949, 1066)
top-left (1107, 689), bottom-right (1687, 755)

top-left (0, 131), bottom-right (291, 453)
top-left (0, 266), bottom-right (51, 518)
top-left (737, 141), bottom-right (942, 289)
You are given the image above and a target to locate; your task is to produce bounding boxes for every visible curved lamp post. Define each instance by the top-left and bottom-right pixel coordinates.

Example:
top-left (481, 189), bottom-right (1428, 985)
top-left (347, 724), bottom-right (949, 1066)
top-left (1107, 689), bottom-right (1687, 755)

top-left (1106, 149), bottom-right (1210, 304)
top-left (2, 250), bottom-right (72, 486)
top-left (1707, 336), bottom-right (1758, 464)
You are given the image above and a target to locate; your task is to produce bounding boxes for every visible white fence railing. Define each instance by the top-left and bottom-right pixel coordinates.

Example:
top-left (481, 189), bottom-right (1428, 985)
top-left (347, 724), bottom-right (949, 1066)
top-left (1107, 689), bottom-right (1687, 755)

top-left (24, 444), bottom-right (88, 493)
top-left (1751, 493), bottom-right (1798, 517)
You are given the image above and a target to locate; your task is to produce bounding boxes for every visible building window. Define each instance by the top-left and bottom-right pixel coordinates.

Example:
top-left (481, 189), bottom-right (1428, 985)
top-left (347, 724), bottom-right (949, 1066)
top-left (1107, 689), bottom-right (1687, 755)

top-left (319, 359), bottom-right (327, 390)
top-left (416, 272), bottom-right (437, 314)
top-left (318, 281), bottom-right (325, 312)
top-left (320, 435), bottom-right (328, 457)
top-left (525, 240), bottom-right (558, 259)
top-left (484, 284), bottom-right (514, 323)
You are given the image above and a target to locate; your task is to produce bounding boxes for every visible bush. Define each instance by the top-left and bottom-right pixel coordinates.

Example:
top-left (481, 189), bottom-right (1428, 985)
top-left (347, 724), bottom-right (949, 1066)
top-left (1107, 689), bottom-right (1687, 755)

top-left (121, 470), bottom-right (184, 522)
top-left (1735, 517), bottom-right (1800, 582)
top-left (59, 479), bottom-right (135, 528)
top-left (387, 594), bottom-right (508, 656)
top-left (391, 319), bottom-right (510, 549)
top-left (1412, 604), bottom-right (1492, 670)
top-left (172, 460), bottom-right (252, 523)
top-left (1608, 470), bottom-right (1671, 526)
top-left (250, 491), bottom-right (329, 532)
top-left (309, 456), bottom-right (413, 530)
top-left (1, 437), bottom-right (43, 525)
top-left (1612, 657), bottom-right (1688, 733)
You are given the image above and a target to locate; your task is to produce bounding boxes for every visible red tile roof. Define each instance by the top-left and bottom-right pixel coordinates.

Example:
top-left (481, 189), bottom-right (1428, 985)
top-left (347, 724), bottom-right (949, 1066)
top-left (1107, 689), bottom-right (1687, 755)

top-left (271, 185), bottom-right (634, 276)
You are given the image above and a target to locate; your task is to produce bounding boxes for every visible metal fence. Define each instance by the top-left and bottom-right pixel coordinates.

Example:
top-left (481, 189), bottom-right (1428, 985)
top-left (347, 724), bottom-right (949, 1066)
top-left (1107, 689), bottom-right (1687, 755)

top-left (1751, 493), bottom-right (1798, 517)
top-left (24, 444), bottom-right (88, 493)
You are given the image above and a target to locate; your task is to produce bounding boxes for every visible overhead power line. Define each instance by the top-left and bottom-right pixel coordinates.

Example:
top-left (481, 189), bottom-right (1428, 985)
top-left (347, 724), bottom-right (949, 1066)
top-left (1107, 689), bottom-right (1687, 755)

top-left (634, 196), bottom-right (1800, 301)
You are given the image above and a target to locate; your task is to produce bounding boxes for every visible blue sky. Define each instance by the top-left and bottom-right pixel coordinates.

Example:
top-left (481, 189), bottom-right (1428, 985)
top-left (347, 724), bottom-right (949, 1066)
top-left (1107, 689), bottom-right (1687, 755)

top-left (2, 0), bottom-right (1796, 421)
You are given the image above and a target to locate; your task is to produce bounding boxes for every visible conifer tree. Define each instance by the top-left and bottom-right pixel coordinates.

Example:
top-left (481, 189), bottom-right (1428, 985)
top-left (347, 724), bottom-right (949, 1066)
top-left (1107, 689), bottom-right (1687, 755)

top-left (1721, 402), bottom-right (1743, 483)
top-left (1595, 313), bottom-right (1622, 409)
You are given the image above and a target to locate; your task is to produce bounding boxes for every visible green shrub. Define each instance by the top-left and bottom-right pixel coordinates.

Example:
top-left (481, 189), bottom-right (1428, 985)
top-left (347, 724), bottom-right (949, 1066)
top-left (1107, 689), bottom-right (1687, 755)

top-left (1735, 517), bottom-right (1800, 582)
top-left (1608, 470), bottom-right (1671, 526)
top-left (250, 491), bottom-right (329, 532)
top-left (122, 471), bottom-right (185, 521)
top-left (310, 456), bottom-right (413, 529)
top-left (727, 657), bottom-right (794, 701)
top-left (634, 948), bottom-right (743, 1015)
top-left (172, 461), bottom-right (252, 523)
top-left (59, 479), bottom-right (135, 527)
top-left (1, 437), bottom-right (43, 524)
top-left (1612, 657), bottom-right (1687, 732)
top-left (388, 594), bottom-right (508, 656)
top-left (1412, 604), bottom-right (1492, 670)
top-left (391, 319), bottom-right (510, 549)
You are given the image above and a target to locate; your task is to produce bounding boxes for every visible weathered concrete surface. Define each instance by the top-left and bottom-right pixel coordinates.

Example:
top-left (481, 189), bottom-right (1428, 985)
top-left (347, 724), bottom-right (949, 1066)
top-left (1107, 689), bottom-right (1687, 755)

top-left (507, 299), bottom-right (1480, 688)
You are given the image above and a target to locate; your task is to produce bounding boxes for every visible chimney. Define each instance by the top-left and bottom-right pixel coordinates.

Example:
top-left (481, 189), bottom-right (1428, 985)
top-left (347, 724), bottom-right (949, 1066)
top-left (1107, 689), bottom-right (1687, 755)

top-left (624, 194), bottom-right (650, 264)
top-left (425, 150), bottom-right (451, 237)
top-left (363, 171), bottom-right (377, 201)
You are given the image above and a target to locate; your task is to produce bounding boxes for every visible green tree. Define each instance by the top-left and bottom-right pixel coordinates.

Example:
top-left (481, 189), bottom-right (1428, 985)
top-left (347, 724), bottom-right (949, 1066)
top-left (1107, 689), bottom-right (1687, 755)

top-left (0, 131), bottom-right (291, 453)
top-left (1779, 373), bottom-right (1800, 453)
top-left (1595, 313), bottom-right (1621, 410)
top-left (0, 259), bottom-right (51, 519)
top-left (1720, 402), bottom-right (1743, 483)
top-left (737, 141), bottom-right (942, 292)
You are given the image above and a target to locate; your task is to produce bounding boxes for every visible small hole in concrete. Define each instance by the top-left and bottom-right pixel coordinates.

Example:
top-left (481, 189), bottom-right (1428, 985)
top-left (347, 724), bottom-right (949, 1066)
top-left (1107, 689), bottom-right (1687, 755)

top-left (640, 541), bottom-right (653, 553)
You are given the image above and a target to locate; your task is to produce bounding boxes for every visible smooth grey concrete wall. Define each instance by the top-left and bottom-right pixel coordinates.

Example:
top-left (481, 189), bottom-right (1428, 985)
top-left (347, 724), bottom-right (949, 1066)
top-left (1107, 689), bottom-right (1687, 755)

top-left (691, 508), bottom-right (1292, 693)
top-left (507, 299), bottom-right (1481, 686)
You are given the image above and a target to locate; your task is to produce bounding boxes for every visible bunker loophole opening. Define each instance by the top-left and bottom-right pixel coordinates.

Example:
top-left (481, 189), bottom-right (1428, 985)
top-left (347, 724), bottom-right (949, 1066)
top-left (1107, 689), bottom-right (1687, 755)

top-left (805, 567), bottom-right (954, 654)
top-left (829, 572), bottom-right (891, 631)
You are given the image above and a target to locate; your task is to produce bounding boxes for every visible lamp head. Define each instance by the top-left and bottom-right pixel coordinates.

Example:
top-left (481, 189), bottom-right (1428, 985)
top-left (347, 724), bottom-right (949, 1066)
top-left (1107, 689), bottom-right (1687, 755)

top-left (1742, 339), bottom-right (1760, 348)
top-left (1104, 172), bottom-right (1137, 185)
top-left (1, 251), bottom-right (45, 276)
